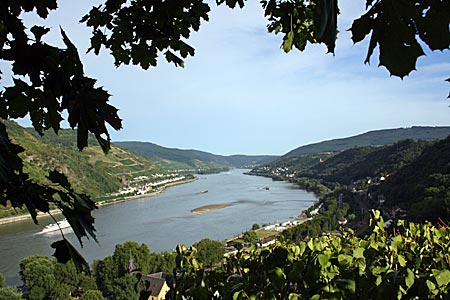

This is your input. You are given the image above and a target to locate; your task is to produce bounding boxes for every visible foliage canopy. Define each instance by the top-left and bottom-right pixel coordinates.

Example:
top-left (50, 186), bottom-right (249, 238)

top-left (0, 0), bottom-right (448, 268)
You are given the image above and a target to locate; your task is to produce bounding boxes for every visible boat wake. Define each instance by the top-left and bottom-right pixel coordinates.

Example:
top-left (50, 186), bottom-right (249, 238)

top-left (37, 219), bottom-right (72, 234)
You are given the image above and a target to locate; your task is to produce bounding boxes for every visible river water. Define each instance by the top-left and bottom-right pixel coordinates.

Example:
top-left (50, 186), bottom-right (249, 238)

top-left (0, 169), bottom-right (316, 285)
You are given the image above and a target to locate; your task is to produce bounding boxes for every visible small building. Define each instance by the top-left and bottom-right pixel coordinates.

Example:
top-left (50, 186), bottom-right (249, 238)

top-left (141, 272), bottom-right (171, 300)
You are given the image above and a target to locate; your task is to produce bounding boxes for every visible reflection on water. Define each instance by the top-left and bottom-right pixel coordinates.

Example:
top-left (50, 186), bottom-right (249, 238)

top-left (0, 169), bottom-right (316, 285)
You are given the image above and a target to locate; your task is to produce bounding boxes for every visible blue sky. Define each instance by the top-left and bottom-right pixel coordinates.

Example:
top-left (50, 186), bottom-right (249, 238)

top-left (5, 1), bottom-right (450, 155)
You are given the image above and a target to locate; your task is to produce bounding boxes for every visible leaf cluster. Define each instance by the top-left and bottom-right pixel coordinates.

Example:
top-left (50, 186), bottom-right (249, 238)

top-left (350, 0), bottom-right (450, 78)
top-left (0, 0), bottom-right (123, 269)
top-left (261, 0), bottom-right (338, 54)
top-left (173, 212), bottom-right (450, 300)
top-left (81, 0), bottom-right (210, 69)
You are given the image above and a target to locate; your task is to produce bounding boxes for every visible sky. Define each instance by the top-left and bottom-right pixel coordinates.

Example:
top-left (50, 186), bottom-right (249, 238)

top-left (4, 1), bottom-right (450, 156)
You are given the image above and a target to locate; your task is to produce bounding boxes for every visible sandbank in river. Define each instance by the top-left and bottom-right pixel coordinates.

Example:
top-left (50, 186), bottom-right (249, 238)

top-left (191, 203), bottom-right (233, 215)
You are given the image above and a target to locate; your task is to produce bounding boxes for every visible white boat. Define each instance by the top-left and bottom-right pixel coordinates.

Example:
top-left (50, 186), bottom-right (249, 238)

top-left (41, 219), bottom-right (71, 233)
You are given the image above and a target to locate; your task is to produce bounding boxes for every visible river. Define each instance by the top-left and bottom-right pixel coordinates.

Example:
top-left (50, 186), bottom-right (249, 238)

top-left (0, 169), bottom-right (316, 285)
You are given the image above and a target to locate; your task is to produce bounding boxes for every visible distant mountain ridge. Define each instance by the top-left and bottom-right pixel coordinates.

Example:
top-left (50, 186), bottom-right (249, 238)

top-left (282, 126), bottom-right (450, 158)
top-left (115, 141), bottom-right (278, 170)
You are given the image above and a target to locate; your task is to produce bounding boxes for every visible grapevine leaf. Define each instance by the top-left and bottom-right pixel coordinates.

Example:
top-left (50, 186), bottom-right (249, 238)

top-left (51, 239), bottom-right (90, 273)
top-left (350, 13), bottom-right (372, 44)
top-left (318, 254), bottom-right (330, 268)
top-left (405, 268), bottom-right (415, 290)
top-left (417, 6), bottom-right (450, 51)
top-left (314, 0), bottom-right (338, 53)
top-left (432, 269), bottom-right (450, 288)
top-left (283, 31), bottom-right (294, 53)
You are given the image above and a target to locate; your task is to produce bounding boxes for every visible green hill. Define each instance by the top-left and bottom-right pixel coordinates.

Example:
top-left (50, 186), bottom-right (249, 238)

top-left (282, 126), bottom-right (450, 158)
top-left (4, 121), bottom-right (165, 199)
top-left (251, 136), bottom-right (450, 225)
top-left (250, 139), bottom-right (431, 184)
top-left (306, 139), bottom-right (432, 184)
top-left (114, 141), bottom-right (278, 170)
top-left (374, 136), bottom-right (450, 223)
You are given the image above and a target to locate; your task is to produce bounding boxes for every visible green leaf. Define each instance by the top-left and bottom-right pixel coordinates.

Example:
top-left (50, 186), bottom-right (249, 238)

top-left (283, 31), bottom-right (294, 53)
top-left (405, 268), bottom-right (415, 290)
top-left (318, 253), bottom-right (330, 268)
top-left (288, 293), bottom-right (299, 300)
top-left (353, 247), bottom-right (365, 259)
top-left (432, 269), bottom-right (450, 288)
top-left (338, 254), bottom-right (353, 267)
top-left (397, 254), bottom-right (406, 267)
top-left (426, 279), bottom-right (438, 295)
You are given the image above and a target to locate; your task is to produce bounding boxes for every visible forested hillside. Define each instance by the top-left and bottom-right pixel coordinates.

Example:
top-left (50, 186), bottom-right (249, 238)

top-left (115, 141), bottom-right (277, 170)
top-left (250, 136), bottom-right (450, 239)
top-left (282, 126), bottom-right (450, 158)
top-left (1, 121), bottom-right (166, 218)
top-left (374, 137), bottom-right (450, 223)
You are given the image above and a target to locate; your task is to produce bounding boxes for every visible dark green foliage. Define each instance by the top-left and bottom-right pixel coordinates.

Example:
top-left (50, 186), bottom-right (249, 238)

top-left (305, 139), bottom-right (431, 184)
top-left (80, 290), bottom-right (105, 300)
top-left (81, 0), bottom-right (210, 69)
top-left (192, 238), bottom-right (225, 266)
top-left (109, 275), bottom-right (139, 300)
top-left (282, 127), bottom-right (450, 158)
top-left (18, 255), bottom-right (101, 300)
top-left (20, 255), bottom-right (56, 300)
top-left (281, 189), bottom-right (352, 241)
top-left (49, 284), bottom-right (71, 300)
top-left (174, 213), bottom-right (450, 300)
top-left (350, 0), bottom-right (450, 78)
top-left (242, 230), bottom-right (258, 244)
top-left (0, 286), bottom-right (22, 300)
top-left (148, 252), bottom-right (177, 274)
top-left (375, 136), bottom-right (450, 223)
top-left (93, 241), bottom-right (176, 299)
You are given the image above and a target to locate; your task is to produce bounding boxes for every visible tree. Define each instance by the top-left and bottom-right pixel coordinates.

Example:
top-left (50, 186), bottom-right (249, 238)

top-left (80, 290), bottom-right (105, 300)
top-left (19, 255), bottom-right (56, 300)
top-left (49, 284), bottom-right (71, 300)
top-left (0, 0), bottom-right (448, 267)
top-left (242, 230), bottom-right (258, 244)
top-left (0, 287), bottom-right (22, 300)
top-left (93, 241), bottom-right (153, 298)
top-left (148, 251), bottom-right (177, 274)
top-left (192, 238), bottom-right (225, 266)
top-left (53, 260), bottom-right (81, 290)
top-left (0, 273), bottom-right (21, 300)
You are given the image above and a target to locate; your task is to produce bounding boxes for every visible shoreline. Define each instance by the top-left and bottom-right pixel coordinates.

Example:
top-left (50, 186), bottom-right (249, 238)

top-left (0, 177), bottom-right (197, 225)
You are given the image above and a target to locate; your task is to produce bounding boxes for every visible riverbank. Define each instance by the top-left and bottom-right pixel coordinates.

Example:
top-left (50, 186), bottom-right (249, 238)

top-left (0, 177), bottom-right (197, 225)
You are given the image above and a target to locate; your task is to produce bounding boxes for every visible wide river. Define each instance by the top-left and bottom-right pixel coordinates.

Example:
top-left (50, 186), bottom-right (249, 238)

top-left (0, 169), bottom-right (316, 284)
